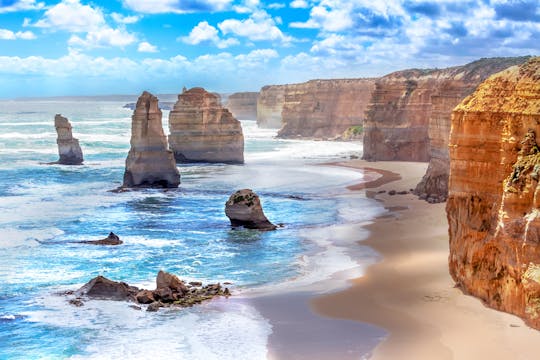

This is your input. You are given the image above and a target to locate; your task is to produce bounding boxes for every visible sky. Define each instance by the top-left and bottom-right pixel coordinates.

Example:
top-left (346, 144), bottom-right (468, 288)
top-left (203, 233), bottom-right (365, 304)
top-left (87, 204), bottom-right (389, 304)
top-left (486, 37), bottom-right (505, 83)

top-left (0, 0), bottom-right (538, 97)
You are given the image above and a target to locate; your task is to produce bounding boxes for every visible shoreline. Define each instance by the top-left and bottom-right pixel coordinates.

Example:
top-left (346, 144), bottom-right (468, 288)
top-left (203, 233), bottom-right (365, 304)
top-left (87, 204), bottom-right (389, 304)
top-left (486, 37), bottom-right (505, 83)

top-left (312, 159), bottom-right (540, 359)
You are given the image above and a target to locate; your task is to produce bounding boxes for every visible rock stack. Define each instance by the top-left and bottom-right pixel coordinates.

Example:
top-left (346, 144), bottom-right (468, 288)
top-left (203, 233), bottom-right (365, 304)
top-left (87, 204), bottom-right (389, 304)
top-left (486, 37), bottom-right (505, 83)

top-left (54, 114), bottom-right (83, 165)
top-left (446, 58), bottom-right (540, 329)
top-left (122, 91), bottom-right (180, 188)
top-left (225, 189), bottom-right (276, 230)
top-left (168, 87), bottom-right (244, 164)
top-left (226, 92), bottom-right (258, 120)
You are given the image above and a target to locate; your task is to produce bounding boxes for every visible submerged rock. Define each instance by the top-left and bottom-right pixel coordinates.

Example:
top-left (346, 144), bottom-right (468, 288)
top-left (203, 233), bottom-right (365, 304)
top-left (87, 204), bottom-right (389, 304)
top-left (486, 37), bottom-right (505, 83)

top-left (122, 91), bottom-right (180, 188)
top-left (225, 189), bottom-right (277, 230)
top-left (54, 114), bottom-right (83, 165)
top-left (81, 232), bottom-right (122, 246)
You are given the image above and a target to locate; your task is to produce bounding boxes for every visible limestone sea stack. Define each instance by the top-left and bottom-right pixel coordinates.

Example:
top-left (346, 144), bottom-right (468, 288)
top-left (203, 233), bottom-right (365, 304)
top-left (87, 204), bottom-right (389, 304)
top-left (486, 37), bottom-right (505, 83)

top-left (122, 91), bottom-right (180, 188)
top-left (225, 189), bottom-right (277, 230)
top-left (225, 92), bottom-right (258, 120)
top-left (414, 57), bottom-right (530, 203)
top-left (54, 114), bottom-right (83, 165)
top-left (168, 87), bottom-right (244, 164)
top-left (446, 58), bottom-right (540, 328)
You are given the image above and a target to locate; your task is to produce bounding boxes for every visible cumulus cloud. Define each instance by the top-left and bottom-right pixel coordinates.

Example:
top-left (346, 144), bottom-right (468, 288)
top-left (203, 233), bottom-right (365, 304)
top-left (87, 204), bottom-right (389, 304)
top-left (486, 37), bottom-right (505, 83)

top-left (219, 10), bottom-right (294, 43)
top-left (0, 0), bottom-right (44, 13)
top-left (122, 0), bottom-right (232, 14)
top-left (68, 28), bottom-right (136, 48)
top-left (111, 12), bottom-right (141, 24)
top-left (290, 0), bottom-right (309, 9)
top-left (34, 0), bottom-right (105, 32)
top-left (181, 21), bottom-right (239, 49)
top-left (0, 29), bottom-right (36, 40)
top-left (138, 41), bottom-right (158, 52)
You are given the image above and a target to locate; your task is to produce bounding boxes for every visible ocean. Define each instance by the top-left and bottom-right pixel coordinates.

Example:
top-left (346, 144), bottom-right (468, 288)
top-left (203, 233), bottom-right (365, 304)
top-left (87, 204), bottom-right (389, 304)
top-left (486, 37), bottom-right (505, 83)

top-left (0, 99), bottom-right (386, 359)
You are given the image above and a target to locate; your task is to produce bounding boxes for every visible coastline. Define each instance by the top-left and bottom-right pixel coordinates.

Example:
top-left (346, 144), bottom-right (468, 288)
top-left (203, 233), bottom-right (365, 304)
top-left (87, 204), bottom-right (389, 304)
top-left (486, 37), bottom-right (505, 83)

top-left (312, 160), bottom-right (540, 359)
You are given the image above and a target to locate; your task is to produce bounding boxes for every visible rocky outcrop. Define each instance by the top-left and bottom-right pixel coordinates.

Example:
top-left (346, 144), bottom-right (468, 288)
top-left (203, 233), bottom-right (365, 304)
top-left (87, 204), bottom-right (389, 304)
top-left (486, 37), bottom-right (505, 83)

top-left (277, 79), bottom-right (376, 139)
top-left (226, 92), bottom-right (258, 120)
top-left (81, 232), bottom-right (122, 246)
top-left (69, 271), bottom-right (230, 311)
top-left (363, 57), bottom-right (530, 163)
top-left (122, 91), bottom-right (180, 188)
top-left (446, 58), bottom-right (540, 329)
top-left (414, 57), bottom-right (530, 202)
top-left (257, 85), bottom-right (287, 128)
top-left (54, 114), bottom-right (83, 165)
top-left (225, 189), bottom-right (276, 230)
top-left (168, 87), bottom-right (244, 164)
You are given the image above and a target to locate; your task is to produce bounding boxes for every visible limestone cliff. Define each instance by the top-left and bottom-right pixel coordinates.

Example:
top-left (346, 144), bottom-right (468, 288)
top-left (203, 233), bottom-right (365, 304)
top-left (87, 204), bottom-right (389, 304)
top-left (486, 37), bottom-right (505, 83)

top-left (226, 92), bottom-right (258, 120)
top-left (257, 85), bottom-right (287, 129)
top-left (168, 87), bottom-right (244, 164)
top-left (122, 91), bottom-right (180, 188)
top-left (54, 114), bottom-right (83, 165)
top-left (363, 58), bottom-right (530, 163)
top-left (446, 58), bottom-right (540, 329)
top-left (277, 79), bottom-right (376, 139)
top-left (415, 57), bottom-right (530, 202)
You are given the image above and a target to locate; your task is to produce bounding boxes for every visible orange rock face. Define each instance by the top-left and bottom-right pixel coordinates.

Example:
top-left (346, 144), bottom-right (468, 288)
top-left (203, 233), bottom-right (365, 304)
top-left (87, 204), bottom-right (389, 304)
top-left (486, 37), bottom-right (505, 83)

top-left (277, 79), bottom-right (376, 139)
top-left (168, 87), bottom-right (244, 164)
top-left (447, 58), bottom-right (540, 328)
top-left (226, 92), bottom-right (258, 120)
top-left (257, 85), bottom-right (288, 129)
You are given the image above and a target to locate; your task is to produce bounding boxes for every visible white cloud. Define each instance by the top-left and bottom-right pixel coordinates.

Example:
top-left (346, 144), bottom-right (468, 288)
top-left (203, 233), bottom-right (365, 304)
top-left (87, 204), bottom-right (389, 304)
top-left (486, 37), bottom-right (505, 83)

top-left (181, 21), bottom-right (239, 49)
top-left (218, 10), bottom-right (294, 43)
top-left (68, 28), bottom-right (136, 48)
top-left (268, 3), bottom-right (285, 9)
top-left (0, 29), bottom-right (36, 40)
top-left (122, 0), bottom-right (232, 14)
top-left (138, 41), bottom-right (158, 53)
top-left (34, 0), bottom-right (105, 32)
top-left (290, 0), bottom-right (309, 9)
top-left (0, 0), bottom-right (44, 13)
top-left (111, 12), bottom-right (141, 24)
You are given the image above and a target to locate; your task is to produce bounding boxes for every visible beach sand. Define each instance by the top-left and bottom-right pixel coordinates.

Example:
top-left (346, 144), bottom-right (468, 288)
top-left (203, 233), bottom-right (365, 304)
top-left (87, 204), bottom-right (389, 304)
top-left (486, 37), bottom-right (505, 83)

top-left (312, 160), bottom-right (540, 360)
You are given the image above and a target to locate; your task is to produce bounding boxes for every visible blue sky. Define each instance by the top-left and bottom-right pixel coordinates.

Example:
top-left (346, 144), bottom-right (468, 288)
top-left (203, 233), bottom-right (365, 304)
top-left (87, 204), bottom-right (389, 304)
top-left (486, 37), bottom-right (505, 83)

top-left (0, 0), bottom-right (538, 97)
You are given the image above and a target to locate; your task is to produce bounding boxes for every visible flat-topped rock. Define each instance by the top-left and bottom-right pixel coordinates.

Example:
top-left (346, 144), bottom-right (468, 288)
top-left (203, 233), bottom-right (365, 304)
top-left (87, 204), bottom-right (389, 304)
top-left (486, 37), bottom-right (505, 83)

top-left (168, 87), bottom-right (244, 164)
top-left (226, 92), bottom-right (258, 120)
top-left (225, 189), bottom-right (276, 230)
top-left (54, 114), bottom-right (83, 165)
top-left (122, 91), bottom-right (180, 188)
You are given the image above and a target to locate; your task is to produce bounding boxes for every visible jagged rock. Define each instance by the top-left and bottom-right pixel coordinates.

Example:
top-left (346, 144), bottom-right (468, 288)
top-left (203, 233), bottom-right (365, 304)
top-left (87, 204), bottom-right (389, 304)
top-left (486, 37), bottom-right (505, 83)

top-left (54, 114), bottom-right (83, 165)
top-left (225, 189), bottom-right (277, 230)
top-left (226, 92), bottom-right (258, 120)
top-left (447, 57), bottom-right (540, 329)
top-left (168, 87), bottom-right (244, 164)
top-left (81, 232), bottom-right (122, 246)
top-left (135, 290), bottom-right (155, 304)
top-left (122, 91), bottom-right (180, 188)
top-left (75, 276), bottom-right (138, 301)
top-left (156, 270), bottom-right (187, 294)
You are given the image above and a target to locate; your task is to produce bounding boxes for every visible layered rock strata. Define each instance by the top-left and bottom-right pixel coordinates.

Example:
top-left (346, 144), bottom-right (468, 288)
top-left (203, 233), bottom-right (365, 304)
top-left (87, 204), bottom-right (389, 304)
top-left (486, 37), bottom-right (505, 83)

top-left (277, 79), bottom-right (376, 139)
top-left (54, 114), bottom-right (83, 165)
top-left (122, 91), bottom-right (180, 188)
top-left (226, 92), bottom-right (258, 120)
top-left (257, 85), bottom-right (287, 129)
top-left (414, 57), bottom-right (530, 202)
top-left (363, 57), bottom-right (530, 164)
top-left (446, 58), bottom-right (540, 329)
top-left (168, 87), bottom-right (244, 164)
top-left (225, 189), bottom-right (276, 230)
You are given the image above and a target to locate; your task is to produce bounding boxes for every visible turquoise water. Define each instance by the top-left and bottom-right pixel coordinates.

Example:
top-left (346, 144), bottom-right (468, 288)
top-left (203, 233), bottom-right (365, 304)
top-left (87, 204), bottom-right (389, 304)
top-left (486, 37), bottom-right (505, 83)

top-left (0, 99), bottom-right (384, 359)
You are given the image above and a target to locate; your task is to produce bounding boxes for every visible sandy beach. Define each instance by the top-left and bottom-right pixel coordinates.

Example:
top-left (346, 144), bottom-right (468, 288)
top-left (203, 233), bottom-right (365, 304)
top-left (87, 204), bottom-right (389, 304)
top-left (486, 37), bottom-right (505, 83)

top-left (312, 160), bottom-right (540, 360)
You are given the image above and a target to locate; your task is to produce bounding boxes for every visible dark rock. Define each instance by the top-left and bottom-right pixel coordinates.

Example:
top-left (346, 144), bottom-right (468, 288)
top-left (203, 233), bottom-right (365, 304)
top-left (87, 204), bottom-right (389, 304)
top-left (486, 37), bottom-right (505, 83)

top-left (156, 270), bottom-right (188, 294)
top-left (377, 190), bottom-right (386, 194)
top-left (397, 190), bottom-right (409, 195)
top-left (81, 232), bottom-right (123, 246)
top-left (69, 298), bottom-right (84, 307)
top-left (135, 290), bottom-right (155, 304)
top-left (154, 287), bottom-right (174, 303)
top-left (225, 189), bottom-right (277, 231)
top-left (129, 305), bottom-right (142, 311)
top-left (189, 281), bottom-right (202, 287)
top-left (146, 301), bottom-right (163, 312)
top-left (388, 190), bottom-right (397, 195)
top-left (75, 275), bottom-right (138, 301)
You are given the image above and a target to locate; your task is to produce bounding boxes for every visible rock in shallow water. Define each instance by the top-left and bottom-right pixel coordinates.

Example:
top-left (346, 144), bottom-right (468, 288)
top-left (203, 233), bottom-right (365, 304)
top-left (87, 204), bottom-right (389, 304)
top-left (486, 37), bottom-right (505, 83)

top-left (54, 114), bottom-right (83, 165)
top-left (225, 189), bottom-right (277, 231)
top-left (81, 232), bottom-right (122, 245)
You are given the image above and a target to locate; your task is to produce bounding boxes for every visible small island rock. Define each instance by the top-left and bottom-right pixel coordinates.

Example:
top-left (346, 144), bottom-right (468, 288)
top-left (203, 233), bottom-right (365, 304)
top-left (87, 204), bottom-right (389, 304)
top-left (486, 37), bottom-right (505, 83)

top-left (225, 189), bottom-right (277, 230)
top-left (54, 114), bottom-right (83, 165)
top-left (81, 232), bottom-right (122, 246)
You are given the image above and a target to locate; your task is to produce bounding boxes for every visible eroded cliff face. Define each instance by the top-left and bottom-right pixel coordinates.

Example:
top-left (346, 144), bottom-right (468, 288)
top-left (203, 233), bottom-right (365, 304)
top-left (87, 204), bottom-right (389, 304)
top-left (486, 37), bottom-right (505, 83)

top-left (168, 87), bottom-right (244, 164)
top-left (257, 85), bottom-right (287, 129)
top-left (363, 58), bottom-right (530, 164)
top-left (415, 57), bottom-right (530, 202)
top-left (446, 58), bottom-right (540, 328)
top-left (226, 92), bottom-right (258, 120)
top-left (277, 79), bottom-right (375, 139)
top-left (54, 114), bottom-right (83, 165)
top-left (123, 91), bottom-right (180, 188)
